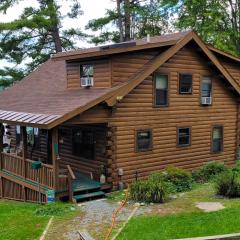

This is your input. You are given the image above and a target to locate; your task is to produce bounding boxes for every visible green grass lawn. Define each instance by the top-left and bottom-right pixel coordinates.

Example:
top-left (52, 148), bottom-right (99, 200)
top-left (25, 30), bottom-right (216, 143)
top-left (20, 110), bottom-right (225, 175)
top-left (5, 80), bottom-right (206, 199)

top-left (118, 208), bottom-right (240, 240)
top-left (117, 184), bottom-right (240, 240)
top-left (0, 200), bottom-right (77, 240)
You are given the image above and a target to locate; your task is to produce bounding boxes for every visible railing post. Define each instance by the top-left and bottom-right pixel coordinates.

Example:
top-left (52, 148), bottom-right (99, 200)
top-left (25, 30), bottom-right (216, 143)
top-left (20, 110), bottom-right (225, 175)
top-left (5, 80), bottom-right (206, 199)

top-left (51, 127), bottom-right (59, 191)
top-left (0, 123), bottom-right (3, 171)
top-left (20, 126), bottom-right (27, 179)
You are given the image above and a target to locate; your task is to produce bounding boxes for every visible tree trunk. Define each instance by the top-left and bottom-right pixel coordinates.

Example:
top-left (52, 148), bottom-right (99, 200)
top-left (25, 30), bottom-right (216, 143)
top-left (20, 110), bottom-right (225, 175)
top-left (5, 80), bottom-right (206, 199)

top-left (52, 25), bottom-right (63, 53)
top-left (124, 0), bottom-right (131, 41)
top-left (117, 0), bottom-right (124, 42)
top-left (46, 0), bottom-right (63, 52)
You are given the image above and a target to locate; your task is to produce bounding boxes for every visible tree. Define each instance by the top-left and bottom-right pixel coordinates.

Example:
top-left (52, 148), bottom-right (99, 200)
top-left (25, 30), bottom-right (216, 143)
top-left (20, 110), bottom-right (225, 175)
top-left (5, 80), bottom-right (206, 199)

top-left (86, 0), bottom-right (171, 45)
top-left (0, 0), bottom-right (86, 87)
top-left (167, 0), bottom-right (240, 56)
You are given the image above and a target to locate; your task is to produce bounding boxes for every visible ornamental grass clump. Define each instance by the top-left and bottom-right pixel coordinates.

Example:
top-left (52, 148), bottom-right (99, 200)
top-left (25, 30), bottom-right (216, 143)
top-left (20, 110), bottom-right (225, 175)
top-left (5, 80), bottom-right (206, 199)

top-left (130, 173), bottom-right (173, 203)
top-left (193, 161), bottom-right (227, 183)
top-left (215, 170), bottom-right (240, 198)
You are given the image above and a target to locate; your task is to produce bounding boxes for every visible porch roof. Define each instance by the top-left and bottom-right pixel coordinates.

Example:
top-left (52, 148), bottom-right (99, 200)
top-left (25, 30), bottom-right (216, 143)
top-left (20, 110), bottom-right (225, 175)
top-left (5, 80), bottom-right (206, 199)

top-left (0, 59), bottom-right (117, 129)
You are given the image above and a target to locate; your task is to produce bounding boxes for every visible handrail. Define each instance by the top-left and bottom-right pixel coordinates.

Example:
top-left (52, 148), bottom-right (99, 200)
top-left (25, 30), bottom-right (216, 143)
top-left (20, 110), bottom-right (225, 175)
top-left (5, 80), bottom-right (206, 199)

top-left (67, 165), bottom-right (76, 180)
top-left (66, 165), bottom-right (76, 202)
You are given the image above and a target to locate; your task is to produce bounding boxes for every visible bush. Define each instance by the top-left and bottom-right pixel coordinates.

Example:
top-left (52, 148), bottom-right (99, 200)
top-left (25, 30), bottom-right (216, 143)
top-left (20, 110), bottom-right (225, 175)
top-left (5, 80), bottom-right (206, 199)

top-left (130, 176), bottom-right (173, 203)
top-left (193, 161), bottom-right (227, 183)
top-left (215, 170), bottom-right (240, 198)
top-left (162, 167), bottom-right (193, 192)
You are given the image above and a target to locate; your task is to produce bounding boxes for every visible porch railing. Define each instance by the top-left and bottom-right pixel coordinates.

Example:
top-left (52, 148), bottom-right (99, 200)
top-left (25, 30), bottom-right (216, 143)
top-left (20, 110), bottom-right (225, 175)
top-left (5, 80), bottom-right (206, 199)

top-left (0, 152), bottom-right (54, 189)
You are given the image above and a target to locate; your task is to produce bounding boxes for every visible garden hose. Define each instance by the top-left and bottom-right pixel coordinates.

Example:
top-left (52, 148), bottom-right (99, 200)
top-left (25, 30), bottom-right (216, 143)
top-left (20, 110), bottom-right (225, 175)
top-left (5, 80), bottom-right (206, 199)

top-left (104, 186), bottom-right (129, 240)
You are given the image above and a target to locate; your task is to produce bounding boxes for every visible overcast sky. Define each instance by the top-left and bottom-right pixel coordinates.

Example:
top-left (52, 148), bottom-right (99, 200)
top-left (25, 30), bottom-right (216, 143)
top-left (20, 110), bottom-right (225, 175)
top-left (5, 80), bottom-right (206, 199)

top-left (0, 0), bottom-right (115, 48)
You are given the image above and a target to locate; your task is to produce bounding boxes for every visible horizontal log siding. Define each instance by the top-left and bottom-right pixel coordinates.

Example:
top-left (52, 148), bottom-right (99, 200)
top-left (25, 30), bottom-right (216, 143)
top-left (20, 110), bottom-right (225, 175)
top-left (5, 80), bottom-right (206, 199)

top-left (58, 125), bottom-right (108, 180)
top-left (110, 46), bottom-right (238, 185)
top-left (8, 126), bottom-right (49, 163)
top-left (66, 59), bottom-right (111, 89)
top-left (111, 50), bottom-right (159, 86)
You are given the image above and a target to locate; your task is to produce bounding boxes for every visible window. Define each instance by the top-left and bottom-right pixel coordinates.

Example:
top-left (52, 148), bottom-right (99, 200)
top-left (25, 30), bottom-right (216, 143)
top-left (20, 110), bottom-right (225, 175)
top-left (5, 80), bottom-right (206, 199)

top-left (80, 64), bottom-right (93, 78)
top-left (177, 127), bottom-right (191, 147)
top-left (179, 74), bottom-right (192, 94)
top-left (201, 76), bottom-right (212, 97)
top-left (136, 130), bottom-right (152, 152)
top-left (212, 126), bottom-right (223, 153)
top-left (154, 73), bottom-right (168, 106)
top-left (72, 128), bottom-right (95, 160)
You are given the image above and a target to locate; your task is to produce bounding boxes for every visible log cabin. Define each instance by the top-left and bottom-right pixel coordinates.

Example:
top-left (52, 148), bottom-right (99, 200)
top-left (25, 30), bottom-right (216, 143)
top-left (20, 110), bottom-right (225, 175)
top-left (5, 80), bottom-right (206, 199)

top-left (0, 31), bottom-right (239, 203)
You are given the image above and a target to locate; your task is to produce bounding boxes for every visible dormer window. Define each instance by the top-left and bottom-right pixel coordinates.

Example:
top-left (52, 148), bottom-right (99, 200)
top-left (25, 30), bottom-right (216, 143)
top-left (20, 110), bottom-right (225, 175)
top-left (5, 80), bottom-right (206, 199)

top-left (80, 64), bottom-right (94, 87)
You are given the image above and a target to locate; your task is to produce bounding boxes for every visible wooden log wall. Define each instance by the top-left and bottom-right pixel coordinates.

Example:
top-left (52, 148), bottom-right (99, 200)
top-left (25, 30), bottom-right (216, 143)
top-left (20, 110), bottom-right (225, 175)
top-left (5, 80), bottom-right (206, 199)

top-left (110, 50), bottom-right (159, 86)
top-left (58, 124), bottom-right (108, 181)
top-left (8, 126), bottom-right (49, 163)
top-left (110, 44), bottom-right (238, 185)
top-left (66, 59), bottom-right (111, 89)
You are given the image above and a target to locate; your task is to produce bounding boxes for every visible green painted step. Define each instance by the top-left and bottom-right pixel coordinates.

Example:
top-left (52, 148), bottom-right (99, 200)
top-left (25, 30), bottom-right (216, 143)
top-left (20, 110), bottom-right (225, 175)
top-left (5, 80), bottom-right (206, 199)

top-left (73, 191), bottom-right (105, 201)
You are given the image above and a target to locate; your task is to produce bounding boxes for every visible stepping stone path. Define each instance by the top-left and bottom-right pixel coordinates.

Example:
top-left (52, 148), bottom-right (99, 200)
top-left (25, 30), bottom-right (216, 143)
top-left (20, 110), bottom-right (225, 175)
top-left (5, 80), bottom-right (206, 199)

top-left (196, 202), bottom-right (225, 212)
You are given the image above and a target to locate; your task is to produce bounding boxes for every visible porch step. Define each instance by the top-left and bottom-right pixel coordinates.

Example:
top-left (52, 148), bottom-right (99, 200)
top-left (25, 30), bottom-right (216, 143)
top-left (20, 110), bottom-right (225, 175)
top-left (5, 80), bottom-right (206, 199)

top-left (73, 191), bottom-right (105, 202)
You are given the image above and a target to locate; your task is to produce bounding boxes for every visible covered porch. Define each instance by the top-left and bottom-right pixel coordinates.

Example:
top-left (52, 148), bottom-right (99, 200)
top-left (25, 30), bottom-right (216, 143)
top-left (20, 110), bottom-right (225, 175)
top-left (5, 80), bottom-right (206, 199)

top-left (0, 121), bottom-right (114, 203)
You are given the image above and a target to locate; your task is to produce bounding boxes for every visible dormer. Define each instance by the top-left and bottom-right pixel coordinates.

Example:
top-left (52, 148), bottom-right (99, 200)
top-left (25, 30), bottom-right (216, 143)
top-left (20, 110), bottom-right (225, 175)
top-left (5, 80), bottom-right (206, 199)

top-left (66, 59), bottom-right (111, 89)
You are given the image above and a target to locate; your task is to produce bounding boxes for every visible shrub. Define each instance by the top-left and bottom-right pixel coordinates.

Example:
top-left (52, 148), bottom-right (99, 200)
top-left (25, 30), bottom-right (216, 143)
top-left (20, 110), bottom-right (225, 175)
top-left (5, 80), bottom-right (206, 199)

top-left (162, 167), bottom-right (193, 192)
top-left (193, 161), bottom-right (227, 183)
top-left (130, 176), bottom-right (173, 203)
top-left (215, 170), bottom-right (240, 198)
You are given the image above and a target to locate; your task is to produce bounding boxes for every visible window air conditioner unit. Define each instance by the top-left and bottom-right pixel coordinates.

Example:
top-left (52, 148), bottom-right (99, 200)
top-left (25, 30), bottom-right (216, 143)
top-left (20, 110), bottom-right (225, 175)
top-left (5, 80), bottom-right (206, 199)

top-left (81, 77), bottom-right (93, 87)
top-left (201, 96), bottom-right (212, 105)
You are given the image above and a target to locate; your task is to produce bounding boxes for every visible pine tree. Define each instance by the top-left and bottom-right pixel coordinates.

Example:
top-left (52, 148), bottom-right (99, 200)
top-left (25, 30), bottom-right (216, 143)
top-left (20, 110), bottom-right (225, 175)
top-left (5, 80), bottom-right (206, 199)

top-left (0, 0), bottom-right (86, 87)
top-left (86, 0), bottom-right (170, 45)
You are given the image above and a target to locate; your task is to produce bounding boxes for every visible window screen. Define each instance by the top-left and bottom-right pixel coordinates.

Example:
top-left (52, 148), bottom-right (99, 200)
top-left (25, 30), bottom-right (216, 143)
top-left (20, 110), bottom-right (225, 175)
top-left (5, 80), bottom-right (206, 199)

top-left (136, 130), bottom-right (152, 152)
top-left (201, 76), bottom-right (212, 97)
top-left (212, 126), bottom-right (223, 153)
top-left (178, 127), bottom-right (191, 146)
top-left (179, 74), bottom-right (192, 94)
top-left (155, 73), bottom-right (168, 106)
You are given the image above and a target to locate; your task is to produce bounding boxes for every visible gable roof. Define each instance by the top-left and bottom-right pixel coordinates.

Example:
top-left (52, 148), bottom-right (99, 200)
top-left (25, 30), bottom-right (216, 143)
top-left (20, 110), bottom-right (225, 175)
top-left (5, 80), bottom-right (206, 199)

top-left (105, 31), bottom-right (240, 106)
top-left (0, 31), bottom-right (239, 129)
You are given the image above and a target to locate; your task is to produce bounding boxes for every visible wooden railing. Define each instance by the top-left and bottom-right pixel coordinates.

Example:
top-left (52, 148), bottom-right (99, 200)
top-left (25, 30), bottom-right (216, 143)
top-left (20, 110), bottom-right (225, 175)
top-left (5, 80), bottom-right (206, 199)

top-left (67, 165), bottom-right (76, 201)
top-left (0, 152), bottom-right (54, 189)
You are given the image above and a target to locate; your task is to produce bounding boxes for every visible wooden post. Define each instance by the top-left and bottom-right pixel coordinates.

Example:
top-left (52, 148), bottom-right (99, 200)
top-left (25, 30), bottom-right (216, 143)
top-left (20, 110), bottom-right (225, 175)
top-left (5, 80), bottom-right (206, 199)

top-left (51, 127), bottom-right (59, 190)
top-left (20, 126), bottom-right (27, 178)
top-left (0, 123), bottom-right (4, 199)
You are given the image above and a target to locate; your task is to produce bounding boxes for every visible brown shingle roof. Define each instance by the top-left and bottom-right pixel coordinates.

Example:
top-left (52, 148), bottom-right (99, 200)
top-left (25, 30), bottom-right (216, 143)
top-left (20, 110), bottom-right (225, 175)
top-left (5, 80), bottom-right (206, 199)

top-left (0, 59), bottom-right (116, 128)
top-left (53, 31), bottom-right (190, 61)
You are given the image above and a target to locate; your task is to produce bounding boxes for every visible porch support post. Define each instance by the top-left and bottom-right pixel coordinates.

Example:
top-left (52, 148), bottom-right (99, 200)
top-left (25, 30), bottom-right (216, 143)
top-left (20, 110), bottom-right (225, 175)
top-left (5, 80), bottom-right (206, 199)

top-left (51, 127), bottom-right (59, 190)
top-left (0, 123), bottom-right (3, 170)
top-left (0, 123), bottom-right (3, 198)
top-left (20, 126), bottom-right (27, 178)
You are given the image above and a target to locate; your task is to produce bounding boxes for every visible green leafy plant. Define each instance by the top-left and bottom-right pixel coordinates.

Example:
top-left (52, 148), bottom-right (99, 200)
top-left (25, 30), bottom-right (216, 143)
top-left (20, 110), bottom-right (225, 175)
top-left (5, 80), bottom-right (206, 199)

top-left (162, 167), bottom-right (193, 192)
top-left (193, 161), bottom-right (227, 183)
top-left (215, 170), bottom-right (240, 198)
top-left (130, 176), bottom-right (173, 203)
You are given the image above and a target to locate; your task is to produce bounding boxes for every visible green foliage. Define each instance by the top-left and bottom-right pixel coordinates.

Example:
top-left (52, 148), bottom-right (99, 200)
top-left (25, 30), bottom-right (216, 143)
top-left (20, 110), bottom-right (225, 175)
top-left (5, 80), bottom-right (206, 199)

top-left (168, 0), bottom-right (240, 56)
top-left (215, 170), bottom-right (240, 198)
top-left (35, 202), bottom-right (76, 216)
top-left (162, 167), bottom-right (193, 192)
top-left (130, 176), bottom-right (173, 203)
top-left (86, 0), bottom-right (170, 44)
top-left (0, 0), bottom-right (86, 85)
top-left (193, 161), bottom-right (227, 183)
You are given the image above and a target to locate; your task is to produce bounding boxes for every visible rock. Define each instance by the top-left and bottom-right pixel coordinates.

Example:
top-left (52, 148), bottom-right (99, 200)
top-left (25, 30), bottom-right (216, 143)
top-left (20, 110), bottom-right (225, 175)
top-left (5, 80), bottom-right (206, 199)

top-left (196, 202), bottom-right (225, 212)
